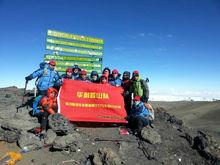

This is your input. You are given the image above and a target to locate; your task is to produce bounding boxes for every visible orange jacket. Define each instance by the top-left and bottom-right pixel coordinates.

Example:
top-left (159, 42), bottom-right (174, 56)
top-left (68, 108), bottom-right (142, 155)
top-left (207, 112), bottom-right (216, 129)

top-left (40, 88), bottom-right (58, 114)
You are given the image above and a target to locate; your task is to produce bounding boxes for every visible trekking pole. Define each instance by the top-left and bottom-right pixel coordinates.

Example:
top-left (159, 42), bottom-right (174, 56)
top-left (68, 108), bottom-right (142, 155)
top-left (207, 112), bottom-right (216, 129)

top-left (131, 93), bottom-right (134, 108)
top-left (34, 87), bottom-right (37, 97)
top-left (17, 80), bottom-right (28, 112)
top-left (21, 80), bottom-right (28, 105)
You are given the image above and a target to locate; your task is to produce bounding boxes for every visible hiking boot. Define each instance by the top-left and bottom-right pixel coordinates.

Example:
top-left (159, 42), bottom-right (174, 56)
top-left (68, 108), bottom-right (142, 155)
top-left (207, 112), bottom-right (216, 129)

top-left (39, 130), bottom-right (46, 140)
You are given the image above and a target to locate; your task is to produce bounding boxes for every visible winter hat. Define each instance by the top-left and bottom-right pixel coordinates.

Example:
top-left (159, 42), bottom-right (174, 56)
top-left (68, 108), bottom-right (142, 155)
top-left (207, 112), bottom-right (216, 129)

top-left (132, 70), bottom-right (139, 76)
top-left (102, 67), bottom-right (111, 75)
top-left (80, 70), bottom-right (87, 75)
top-left (72, 65), bottom-right (81, 72)
top-left (66, 68), bottom-right (73, 73)
top-left (133, 95), bottom-right (141, 101)
top-left (91, 70), bottom-right (98, 76)
top-left (72, 64), bottom-right (80, 69)
top-left (123, 71), bottom-right (130, 77)
top-left (112, 69), bottom-right (119, 74)
top-left (49, 60), bottom-right (56, 66)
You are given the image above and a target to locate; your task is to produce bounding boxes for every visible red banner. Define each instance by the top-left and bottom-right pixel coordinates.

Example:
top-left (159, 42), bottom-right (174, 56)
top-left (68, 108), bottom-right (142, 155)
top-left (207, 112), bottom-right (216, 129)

top-left (58, 79), bottom-right (127, 123)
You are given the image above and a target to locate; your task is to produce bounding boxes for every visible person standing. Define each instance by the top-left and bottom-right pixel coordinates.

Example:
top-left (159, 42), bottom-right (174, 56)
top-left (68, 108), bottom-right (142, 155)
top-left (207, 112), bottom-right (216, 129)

top-left (100, 74), bottom-right (109, 84)
top-left (25, 60), bottom-right (59, 96)
top-left (109, 69), bottom-right (122, 87)
top-left (72, 64), bottom-right (81, 80)
top-left (102, 67), bottom-right (111, 79)
top-left (90, 70), bottom-right (100, 83)
top-left (75, 70), bottom-right (90, 82)
top-left (130, 70), bottom-right (149, 103)
top-left (122, 71), bottom-right (132, 115)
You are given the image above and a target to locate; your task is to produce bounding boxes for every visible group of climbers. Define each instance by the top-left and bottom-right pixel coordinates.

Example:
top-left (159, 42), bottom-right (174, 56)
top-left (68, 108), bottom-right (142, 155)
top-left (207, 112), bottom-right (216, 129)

top-left (25, 60), bottom-right (152, 136)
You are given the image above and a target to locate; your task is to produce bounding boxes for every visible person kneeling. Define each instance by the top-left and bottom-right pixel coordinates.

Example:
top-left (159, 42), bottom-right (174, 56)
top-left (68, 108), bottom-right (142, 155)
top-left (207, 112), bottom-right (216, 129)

top-left (39, 88), bottom-right (58, 134)
top-left (126, 96), bottom-right (154, 136)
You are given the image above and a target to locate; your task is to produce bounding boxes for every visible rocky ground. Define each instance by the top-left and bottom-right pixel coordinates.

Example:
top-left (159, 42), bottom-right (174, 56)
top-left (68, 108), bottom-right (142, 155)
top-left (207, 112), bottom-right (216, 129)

top-left (0, 86), bottom-right (220, 165)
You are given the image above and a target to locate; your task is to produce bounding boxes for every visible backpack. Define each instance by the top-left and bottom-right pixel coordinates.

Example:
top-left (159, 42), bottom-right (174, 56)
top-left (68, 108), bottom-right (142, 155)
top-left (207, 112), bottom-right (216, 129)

top-left (32, 95), bottom-right (43, 116)
top-left (35, 62), bottom-right (49, 85)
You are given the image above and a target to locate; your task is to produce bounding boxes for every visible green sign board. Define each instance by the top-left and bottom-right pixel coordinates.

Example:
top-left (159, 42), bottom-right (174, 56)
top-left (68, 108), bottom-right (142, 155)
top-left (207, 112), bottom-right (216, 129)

top-left (44, 54), bottom-right (102, 62)
top-left (46, 45), bottom-right (103, 56)
top-left (46, 38), bottom-right (103, 50)
top-left (47, 29), bottom-right (104, 44)
top-left (55, 67), bottom-right (102, 74)
top-left (45, 30), bottom-right (104, 75)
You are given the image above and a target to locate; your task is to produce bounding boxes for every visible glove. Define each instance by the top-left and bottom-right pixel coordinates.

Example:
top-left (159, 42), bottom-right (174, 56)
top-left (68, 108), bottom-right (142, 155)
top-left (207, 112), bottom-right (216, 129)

top-left (25, 75), bottom-right (32, 81)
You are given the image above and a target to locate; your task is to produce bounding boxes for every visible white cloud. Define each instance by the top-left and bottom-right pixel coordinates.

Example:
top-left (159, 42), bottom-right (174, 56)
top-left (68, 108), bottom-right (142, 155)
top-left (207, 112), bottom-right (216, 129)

top-left (150, 88), bottom-right (220, 101)
top-left (113, 47), bottom-right (126, 51)
top-left (147, 33), bottom-right (155, 37)
top-left (166, 34), bottom-right (173, 38)
top-left (127, 32), bottom-right (147, 39)
top-left (157, 47), bottom-right (167, 52)
top-left (138, 33), bottom-right (145, 37)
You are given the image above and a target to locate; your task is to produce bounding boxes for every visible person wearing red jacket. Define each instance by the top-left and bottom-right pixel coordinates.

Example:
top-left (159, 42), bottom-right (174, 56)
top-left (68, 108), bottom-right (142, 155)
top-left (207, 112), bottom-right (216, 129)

top-left (39, 87), bottom-right (58, 133)
top-left (100, 74), bottom-right (109, 84)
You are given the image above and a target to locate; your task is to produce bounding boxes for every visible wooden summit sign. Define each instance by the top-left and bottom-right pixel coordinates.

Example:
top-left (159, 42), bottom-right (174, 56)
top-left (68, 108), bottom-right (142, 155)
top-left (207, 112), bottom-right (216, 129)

top-left (44, 29), bottom-right (104, 75)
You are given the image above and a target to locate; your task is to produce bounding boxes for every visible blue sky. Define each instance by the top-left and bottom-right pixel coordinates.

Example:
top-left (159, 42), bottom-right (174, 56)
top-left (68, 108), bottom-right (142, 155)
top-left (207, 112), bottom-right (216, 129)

top-left (0, 0), bottom-right (220, 100)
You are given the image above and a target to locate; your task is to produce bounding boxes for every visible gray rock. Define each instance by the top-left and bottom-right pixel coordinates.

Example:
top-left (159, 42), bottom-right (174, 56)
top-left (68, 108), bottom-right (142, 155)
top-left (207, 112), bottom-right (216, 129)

top-left (93, 147), bottom-right (122, 165)
top-left (167, 115), bottom-right (183, 126)
top-left (0, 127), bottom-right (4, 140)
top-left (48, 113), bottom-right (75, 135)
top-left (53, 132), bottom-right (81, 150)
top-left (5, 93), bottom-right (12, 98)
top-left (0, 118), bottom-right (39, 131)
top-left (3, 130), bottom-right (20, 143)
top-left (18, 131), bottom-right (44, 151)
top-left (141, 127), bottom-right (161, 144)
top-left (44, 129), bottom-right (57, 145)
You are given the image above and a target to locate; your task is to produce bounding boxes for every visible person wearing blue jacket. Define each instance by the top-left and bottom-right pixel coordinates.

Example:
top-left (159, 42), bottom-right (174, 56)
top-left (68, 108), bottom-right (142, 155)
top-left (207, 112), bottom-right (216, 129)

top-left (72, 64), bottom-right (81, 80)
top-left (54, 68), bottom-right (73, 89)
top-left (25, 60), bottom-right (59, 96)
top-left (90, 70), bottom-right (100, 83)
top-left (126, 95), bottom-right (153, 136)
top-left (109, 69), bottom-right (122, 87)
top-left (75, 70), bottom-right (90, 82)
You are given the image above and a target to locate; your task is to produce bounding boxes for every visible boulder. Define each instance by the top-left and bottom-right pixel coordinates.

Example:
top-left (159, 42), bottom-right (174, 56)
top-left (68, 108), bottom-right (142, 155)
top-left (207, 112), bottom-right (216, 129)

top-left (141, 127), bottom-right (161, 144)
top-left (18, 131), bottom-right (44, 151)
top-left (2, 130), bottom-right (20, 143)
top-left (93, 147), bottom-right (122, 165)
top-left (0, 118), bottom-right (39, 131)
top-left (44, 129), bottom-right (57, 145)
top-left (48, 113), bottom-right (75, 135)
top-left (53, 132), bottom-right (81, 151)
top-left (167, 115), bottom-right (183, 126)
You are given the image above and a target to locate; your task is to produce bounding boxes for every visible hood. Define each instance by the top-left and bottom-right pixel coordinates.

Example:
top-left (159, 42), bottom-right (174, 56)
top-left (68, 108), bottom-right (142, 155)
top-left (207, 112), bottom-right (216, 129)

top-left (47, 87), bottom-right (58, 98)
